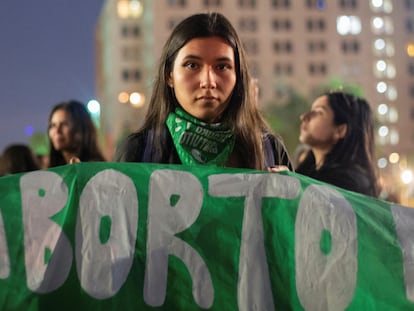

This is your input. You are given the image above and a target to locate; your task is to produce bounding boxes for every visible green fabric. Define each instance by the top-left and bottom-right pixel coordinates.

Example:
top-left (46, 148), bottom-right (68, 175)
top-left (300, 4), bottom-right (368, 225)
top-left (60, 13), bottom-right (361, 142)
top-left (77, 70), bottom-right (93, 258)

top-left (166, 107), bottom-right (235, 166)
top-left (0, 162), bottom-right (412, 310)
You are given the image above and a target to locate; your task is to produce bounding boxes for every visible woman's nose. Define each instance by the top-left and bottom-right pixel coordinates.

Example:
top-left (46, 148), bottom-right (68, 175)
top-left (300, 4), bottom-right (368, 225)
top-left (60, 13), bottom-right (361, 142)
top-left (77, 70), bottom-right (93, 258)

top-left (300, 111), bottom-right (311, 122)
top-left (200, 67), bottom-right (216, 89)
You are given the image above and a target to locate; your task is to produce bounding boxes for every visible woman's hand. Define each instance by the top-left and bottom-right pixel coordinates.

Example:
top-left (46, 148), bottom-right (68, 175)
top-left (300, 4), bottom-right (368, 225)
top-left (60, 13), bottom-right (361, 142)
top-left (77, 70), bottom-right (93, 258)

top-left (267, 165), bottom-right (290, 173)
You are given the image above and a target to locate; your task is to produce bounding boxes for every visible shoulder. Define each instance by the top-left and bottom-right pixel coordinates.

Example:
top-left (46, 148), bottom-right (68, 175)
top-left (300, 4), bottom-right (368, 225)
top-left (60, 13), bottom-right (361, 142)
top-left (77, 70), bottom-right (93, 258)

top-left (115, 131), bottom-right (147, 162)
top-left (318, 163), bottom-right (374, 196)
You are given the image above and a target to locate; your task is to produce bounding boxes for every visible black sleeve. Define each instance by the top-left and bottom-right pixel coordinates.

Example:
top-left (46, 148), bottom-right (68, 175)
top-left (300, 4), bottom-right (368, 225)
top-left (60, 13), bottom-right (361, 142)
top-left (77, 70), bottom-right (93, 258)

top-left (114, 133), bottom-right (145, 162)
top-left (264, 133), bottom-right (294, 171)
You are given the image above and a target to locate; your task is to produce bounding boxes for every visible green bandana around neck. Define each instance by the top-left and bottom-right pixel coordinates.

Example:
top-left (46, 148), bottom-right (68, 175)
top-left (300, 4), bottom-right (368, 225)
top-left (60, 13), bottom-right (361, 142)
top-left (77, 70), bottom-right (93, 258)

top-left (166, 108), bottom-right (235, 166)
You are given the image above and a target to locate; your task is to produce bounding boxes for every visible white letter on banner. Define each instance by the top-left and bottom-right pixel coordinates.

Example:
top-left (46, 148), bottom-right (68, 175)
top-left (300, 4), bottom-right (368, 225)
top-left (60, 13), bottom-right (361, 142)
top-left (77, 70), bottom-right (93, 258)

top-left (76, 169), bottom-right (138, 299)
top-left (209, 173), bottom-right (300, 311)
top-left (0, 211), bottom-right (10, 279)
top-left (296, 185), bottom-right (357, 311)
top-left (20, 171), bottom-right (73, 293)
top-left (391, 203), bottom-right (414, 302)
top-left (144, 169), bottom-right (213, 308)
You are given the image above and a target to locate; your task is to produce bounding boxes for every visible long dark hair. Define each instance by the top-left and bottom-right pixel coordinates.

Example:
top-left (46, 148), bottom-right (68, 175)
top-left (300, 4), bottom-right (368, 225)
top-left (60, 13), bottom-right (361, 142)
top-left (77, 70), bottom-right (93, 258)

top-left (299, 91), bottom-right (380, 196)
top-left (0, 144), bottom-right (39, 176)
top-left (48, 100), bottom-right (105, 167)
top-left (141, 12), bottom-right (272, 169)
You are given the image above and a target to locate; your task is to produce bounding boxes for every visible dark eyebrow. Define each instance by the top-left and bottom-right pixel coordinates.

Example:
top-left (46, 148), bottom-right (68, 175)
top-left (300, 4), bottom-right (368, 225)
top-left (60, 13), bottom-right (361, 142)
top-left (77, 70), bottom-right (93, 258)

top-left (182, 54), bottom-right (234, 62)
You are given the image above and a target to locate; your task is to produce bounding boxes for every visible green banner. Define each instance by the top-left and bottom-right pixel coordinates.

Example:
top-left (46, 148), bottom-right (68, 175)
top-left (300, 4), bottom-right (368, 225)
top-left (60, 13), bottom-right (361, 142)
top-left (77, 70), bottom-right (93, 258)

top-left (0, 162), bottom-right (413, 310)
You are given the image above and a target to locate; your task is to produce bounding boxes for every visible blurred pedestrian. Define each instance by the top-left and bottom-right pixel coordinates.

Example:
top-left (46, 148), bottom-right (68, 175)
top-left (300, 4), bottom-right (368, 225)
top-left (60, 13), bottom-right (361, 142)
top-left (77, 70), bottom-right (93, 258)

top-left (0, 144), bottom-right (39, 176)
top-left (296, 91), bottom-right (380, 197)
top-left (48, 100), bottom-right (106, 167)
top-left (115, 12), bottom-right (292, 171)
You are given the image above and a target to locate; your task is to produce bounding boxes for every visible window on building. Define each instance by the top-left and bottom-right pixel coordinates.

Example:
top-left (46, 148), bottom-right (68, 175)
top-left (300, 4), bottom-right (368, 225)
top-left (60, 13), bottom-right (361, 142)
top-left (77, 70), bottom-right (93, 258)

top-left (271, 0), bottom-right (291, 9)
top-left (308, 62), bottom-right (327, 75)
top-left (306, 18), bottom-right (326, 32)
top-left (406, 19), bottom-right (414, 33)
top-left (238, 0), bottom-right (256, 8)
top-left (341, 40), bottom-right (360, 54)
top-left (243, 39), bottom-right (259, 54)
top-left (239, 17), bottom-right (258, 32)
top-left (203, 0), bottom-right (221, 6)
top-left (122, 46), bottom-right (140, 61)
top-left (406, 0), bottom-right (414, 10)
top-left (409, 63), bottom-right (414, 75)
top-left (339, 0), bottom-right (357, 9)
top-left (370, 0), bottom-right (393, 13)
top-left (274, 63), bottom-right (293, 76)
top-left (308, 40), bottom-right (326, 53)
top-left (122, 69), bottom-right (141, 82)
top-left (121, 25), bottom-right (141, 38)
top-left (410, 85), bottom-right (414, 98)
top-left (272, 19), bottom-right (292, 31)
top-left (306, 0), bottom-right (326, 9)
top-left (167, 0), bottom-right (187, 7)
top-left (273, 40), bottom-right (293, 53)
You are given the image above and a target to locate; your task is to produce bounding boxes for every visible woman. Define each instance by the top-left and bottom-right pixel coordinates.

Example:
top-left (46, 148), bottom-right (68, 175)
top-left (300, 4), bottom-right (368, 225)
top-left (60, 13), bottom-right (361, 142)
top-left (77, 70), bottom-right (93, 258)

top-left (296, 91), bottom-right (380, 197)
top-left (116, 12), bottom-right (292, 171)
top-left (0, 144), bottom-right (39, 176)
top-left (48, 100), bottom-right (105, 167)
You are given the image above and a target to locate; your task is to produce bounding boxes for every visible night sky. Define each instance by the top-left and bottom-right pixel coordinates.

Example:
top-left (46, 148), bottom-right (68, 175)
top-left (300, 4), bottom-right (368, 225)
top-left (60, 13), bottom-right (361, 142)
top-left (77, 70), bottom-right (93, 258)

top-left (0, 1), bottom-right (104, 152)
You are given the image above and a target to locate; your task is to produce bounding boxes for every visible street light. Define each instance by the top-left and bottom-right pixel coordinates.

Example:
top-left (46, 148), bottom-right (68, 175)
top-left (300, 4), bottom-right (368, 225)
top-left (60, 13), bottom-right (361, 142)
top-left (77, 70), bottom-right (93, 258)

top-left (87, 100), bottom-right (101, 128)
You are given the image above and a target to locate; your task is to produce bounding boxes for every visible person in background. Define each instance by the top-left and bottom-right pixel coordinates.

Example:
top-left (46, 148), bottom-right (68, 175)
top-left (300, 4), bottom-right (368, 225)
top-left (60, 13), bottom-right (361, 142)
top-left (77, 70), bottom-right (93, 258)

top-left (0, 144), bottom-right (39, 176)
top-left (296, 91), bottom-right (380, 197)
top-left (48, 100), bottom-right (106, 167)
top-left (115, 12), bottom-right (292, 171)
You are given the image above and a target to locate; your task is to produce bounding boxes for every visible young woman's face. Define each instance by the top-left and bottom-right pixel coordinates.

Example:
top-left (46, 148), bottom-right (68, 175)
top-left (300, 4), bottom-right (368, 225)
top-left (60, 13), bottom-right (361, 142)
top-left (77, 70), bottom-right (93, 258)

top-left (169, 36), bottom-right (237, 123)
top-left (48, 109), bottom-right (75, 152)
top-left (299, 95), bottom-right (344, 150)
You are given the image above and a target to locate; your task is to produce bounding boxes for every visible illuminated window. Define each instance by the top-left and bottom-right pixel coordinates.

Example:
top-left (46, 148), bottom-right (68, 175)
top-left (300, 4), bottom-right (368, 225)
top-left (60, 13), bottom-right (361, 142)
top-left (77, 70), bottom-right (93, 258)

top-left (373, 60), bottom-right (396, 79)
top-left (117, 0), bottom-right (143, 19)
top-left (337, 16), bottom-right (361, 35)
top-left (372, 38), bottom-right (395, 57)
top-left (370, 0), bottom-right (393, 13)
top-left (371, 16), bottom-right (394, 35)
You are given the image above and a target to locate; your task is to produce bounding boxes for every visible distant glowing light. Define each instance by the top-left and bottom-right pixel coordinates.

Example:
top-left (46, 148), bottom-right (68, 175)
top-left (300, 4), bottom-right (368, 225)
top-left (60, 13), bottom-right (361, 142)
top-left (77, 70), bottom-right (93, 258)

top-left (378, 125), bottom-right (389, 137)
top-left (87, 100), bottom-right (100, 114)
top-left (376, 81), bottom-right (387, 93)
top-left (401, 170), bottom-right (413, 185)
top-left (389, 152), bottom-right (399, 164)
top-left (372, 0), bottom-right (383, 8)
top-left (372, 17), bottom-right (384, 29)
top-left (376, 60), bottom-right (386, 71)
top-left (378, 157), bottom-right (387, 168)
top-left (337, 16), bottom-right (361, 35)
top-left (118, 92), bottom-right (129, 104)
top-left (377, 103), bottom-right (388, 115)
top-left (374, 38), bottom-right (385, 50)
top-left (130, 92), bottom-right (145, 108)
top-left (25, 125), bottom-right (34, 136)
top-left (316, 0), bottom-right (326, 10)
top-left (407, 44), bottom-right (414, 57)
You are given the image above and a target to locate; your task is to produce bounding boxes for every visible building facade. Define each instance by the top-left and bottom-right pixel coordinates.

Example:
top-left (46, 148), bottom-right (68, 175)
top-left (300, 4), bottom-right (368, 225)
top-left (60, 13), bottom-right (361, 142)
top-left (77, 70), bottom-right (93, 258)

top-left (95, 0), bottom-right (414, 179)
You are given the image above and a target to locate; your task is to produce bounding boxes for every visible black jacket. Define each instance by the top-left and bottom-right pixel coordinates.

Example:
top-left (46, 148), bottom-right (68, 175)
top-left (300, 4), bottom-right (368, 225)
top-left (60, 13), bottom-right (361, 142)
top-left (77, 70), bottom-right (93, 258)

top-left (115, 127), bottom-right (293, 171)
